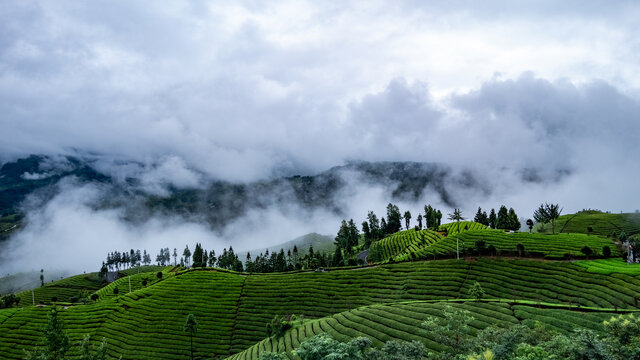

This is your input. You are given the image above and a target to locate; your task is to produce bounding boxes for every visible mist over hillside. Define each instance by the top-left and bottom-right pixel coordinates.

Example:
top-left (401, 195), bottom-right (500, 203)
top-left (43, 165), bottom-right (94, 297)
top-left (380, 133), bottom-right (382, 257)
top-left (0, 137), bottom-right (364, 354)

top-left (0, 153), bottom-right (571, 275)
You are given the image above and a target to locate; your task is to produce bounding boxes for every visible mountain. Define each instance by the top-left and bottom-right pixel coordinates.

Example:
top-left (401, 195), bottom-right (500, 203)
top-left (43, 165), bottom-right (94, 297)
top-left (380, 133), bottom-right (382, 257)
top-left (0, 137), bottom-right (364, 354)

top-left (0, 155), bottom-right (491, 238)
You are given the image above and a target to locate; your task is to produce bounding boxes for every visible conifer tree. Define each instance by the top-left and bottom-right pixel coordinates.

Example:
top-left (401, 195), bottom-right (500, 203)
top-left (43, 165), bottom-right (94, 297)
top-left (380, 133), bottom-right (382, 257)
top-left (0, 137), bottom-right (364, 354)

top-left (404, 210), bottom-right (412, 230)
top-left (489, 209), bottom-right (497, 229)
top-left (496, 206), bottom-right (509, 230)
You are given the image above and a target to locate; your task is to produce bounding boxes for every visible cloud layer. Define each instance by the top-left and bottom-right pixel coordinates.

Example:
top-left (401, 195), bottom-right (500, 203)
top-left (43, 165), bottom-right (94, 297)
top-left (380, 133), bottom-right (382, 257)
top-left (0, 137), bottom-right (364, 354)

top-left (1, 1), bottom-right (639, 180)
top-left (1, 1), bottom-right (640, 274)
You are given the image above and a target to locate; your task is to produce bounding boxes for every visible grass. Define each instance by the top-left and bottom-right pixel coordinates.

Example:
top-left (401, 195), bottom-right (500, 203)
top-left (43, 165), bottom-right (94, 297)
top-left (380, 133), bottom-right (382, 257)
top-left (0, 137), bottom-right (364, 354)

top-left (2, 258), bottom-right (640, 359)
top-left (225, 300), bottom-right (627, 360)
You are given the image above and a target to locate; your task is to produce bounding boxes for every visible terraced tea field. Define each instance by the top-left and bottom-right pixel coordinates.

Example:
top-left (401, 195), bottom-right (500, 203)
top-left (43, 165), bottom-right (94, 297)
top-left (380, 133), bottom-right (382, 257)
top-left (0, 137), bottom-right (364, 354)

top-left (14, 272), bottom-right (104, 305)
top-left (575, 258), bottom-right (640, 275)
top-left (415, 230), bottom-right (619, 259)
top-left (367, 229), bottom-right (443, 262)
top-left (543, 211), bottom-right (640, 236)
top-left (438, 221), bottom-right (488, 236)
top-left (226, 301), bottom-right (630, 360)
top-left (1, 259), bottom-right (639, 359)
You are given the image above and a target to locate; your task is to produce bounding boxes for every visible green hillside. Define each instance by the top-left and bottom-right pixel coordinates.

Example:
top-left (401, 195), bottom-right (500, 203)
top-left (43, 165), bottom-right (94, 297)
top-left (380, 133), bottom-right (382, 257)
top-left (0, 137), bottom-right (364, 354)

top-left (540, 210), bottom-right (640, 236)
top-left (439, 221), bottom-right (488, 236)
top-left (226, 300), bottom-right (630, 360)
top-left (2, 259), bottom-right (640, 359)
top-left (416, 230), bottom-right (619, 259)
top-left (14, 272), bottom-right (104, 306)
top-left (367, 229), bottom-right (443, 262)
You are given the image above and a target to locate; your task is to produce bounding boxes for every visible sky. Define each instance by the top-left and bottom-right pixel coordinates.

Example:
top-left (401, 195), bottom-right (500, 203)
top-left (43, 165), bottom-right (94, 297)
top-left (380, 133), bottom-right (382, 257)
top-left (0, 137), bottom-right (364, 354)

top-left (1, 1), bottom-right (640, 274)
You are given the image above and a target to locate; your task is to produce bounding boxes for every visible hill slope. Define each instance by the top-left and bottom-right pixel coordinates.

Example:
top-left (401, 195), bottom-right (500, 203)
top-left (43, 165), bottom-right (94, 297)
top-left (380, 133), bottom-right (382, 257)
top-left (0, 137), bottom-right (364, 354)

top-left (540, 210), bottom-right (640, 236)
top-left (2, 259), bottom-right (640, 359)
top-left (226, 300), bottom-right (629, 360)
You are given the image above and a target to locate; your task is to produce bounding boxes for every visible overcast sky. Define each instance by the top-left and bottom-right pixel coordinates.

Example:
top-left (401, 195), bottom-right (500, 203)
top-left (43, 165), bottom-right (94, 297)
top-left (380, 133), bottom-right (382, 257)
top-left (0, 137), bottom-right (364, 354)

top-left (1, 1), bottom-right (640, 273)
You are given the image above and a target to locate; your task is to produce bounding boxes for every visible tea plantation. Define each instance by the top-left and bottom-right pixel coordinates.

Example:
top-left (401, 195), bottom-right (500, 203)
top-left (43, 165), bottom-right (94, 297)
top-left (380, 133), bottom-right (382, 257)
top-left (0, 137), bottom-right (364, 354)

top-left (410, 229), bottom-right (619, 259)
top-left (226, 301), bottom-right (632, 360)
top-left (542, 210), bottom-right (640, 236)
top-left (2, 257), bottom-right (640, 359)
top-left (367, 229), bottom-right (443, 262)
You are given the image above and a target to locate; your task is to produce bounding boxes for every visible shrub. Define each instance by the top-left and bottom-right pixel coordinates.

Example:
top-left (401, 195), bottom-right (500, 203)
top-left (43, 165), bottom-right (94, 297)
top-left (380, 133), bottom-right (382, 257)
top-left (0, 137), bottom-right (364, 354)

top-left (517, 244), bottom-right (525, 257)
top-left (266, 315), bottom-right (293, 338)
top-left (603, 246), bottom-right (611, 257)
top-left (157, 271), bottom-right (163, 279)
top-left (581, 246), bottom-right (593, 257)
top-left (113, 288), bottom-right (119, 295)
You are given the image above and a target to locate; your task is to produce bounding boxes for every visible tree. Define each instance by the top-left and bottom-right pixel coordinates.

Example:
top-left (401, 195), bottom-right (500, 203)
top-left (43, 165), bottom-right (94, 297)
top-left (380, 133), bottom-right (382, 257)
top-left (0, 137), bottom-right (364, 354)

top-left (361, 221), bottom-right (371, 249)
top-left (40, 269), bottom-right (44, 287)
top-left (533, 203), bottom-right (562, 234)
top-left (475, 240), bottom-right (486, 256)
top-left (469, 281), bottom-right (485, 301)
top-left (526, 219), bottom-right (534, 233)
top-left (508, 208), bottom-right (521, 231)
top-left (347, 219), bottom-right (360, 254)
top-left (416, 214), bottom-right (423, 230)
top-left (367, 211), bottom-right (381, 241)
top-left (25, 307), bottom-right (70, 360)
top-left (488, 209), bottom-right (497, 229)
top-left (386, 203), bottom-right (402, 235)
top-left (474, 207), bottom-right (484, 224)
top-left (447, 209), bottom-right (465, 235)
top-left (98, 262), bottom-right (108, 282)
top-left (496, 206), bottom-right (509, 230)
top-left (603, 246), bottom-right (611, 257)
top-left (183, 246), bottom-right (191, 267)
top-left (78, 334), bottom-right (107, 360)
top-left (192, 243), bottom-right (204, 267)
top-left (404, 210), bottom-right (411, 230)
top-left (422, 304), bottom-right (475, 358)
top-left (334, 219), bottom-right (349, 254)
top-left (183, 314), bottom-right (198, 360)
top-left (581, 246), bottom-right (593, 258)
top-left (173, 248), bottom-right (178, 266)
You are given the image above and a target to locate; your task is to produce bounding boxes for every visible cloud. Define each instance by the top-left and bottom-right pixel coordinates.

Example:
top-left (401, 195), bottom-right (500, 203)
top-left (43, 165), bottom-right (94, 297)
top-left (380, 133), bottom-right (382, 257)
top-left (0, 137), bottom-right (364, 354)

top-left (1, 1), bottom-right (639, 180)
top-left (1, 1), bottom-right (640, 274)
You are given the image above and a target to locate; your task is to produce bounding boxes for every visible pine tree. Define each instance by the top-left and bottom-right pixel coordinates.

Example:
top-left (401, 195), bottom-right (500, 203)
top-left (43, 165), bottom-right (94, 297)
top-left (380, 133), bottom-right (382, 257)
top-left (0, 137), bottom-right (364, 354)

top-left (489, 209), bottom-right (497, 229)
top-left (508, 208), bottom-right (521, 231)
top-left (183, 314), bottom-right (198, 360)
top-left (474, 207), bottom-right (484, 224)
top-left (362, 221), bottom-right (371, 249)
top-left (417, 214), bottom-right (423, 229)
top-left (386, 203), bottom-right (402, 234)
top-left (192, 243), bottom-right (203, 267)
top-left (496, 206), bottom-right (509, 230)
top-left (367, 211), bottom-right (381, 241)
top-left (404, 210), bottom-right (412, 230)
top-left (347, 219), bottom-right (360, 255)
top-left (183, 246), bottom-right (191, 267)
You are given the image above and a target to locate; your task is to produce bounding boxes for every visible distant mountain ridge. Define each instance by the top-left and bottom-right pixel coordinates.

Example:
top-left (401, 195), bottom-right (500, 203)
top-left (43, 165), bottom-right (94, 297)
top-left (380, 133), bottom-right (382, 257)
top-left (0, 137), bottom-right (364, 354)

top-left (0, 155), bottom-right (488, 236)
